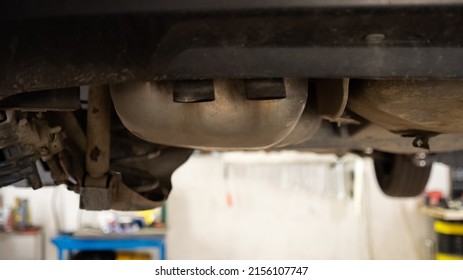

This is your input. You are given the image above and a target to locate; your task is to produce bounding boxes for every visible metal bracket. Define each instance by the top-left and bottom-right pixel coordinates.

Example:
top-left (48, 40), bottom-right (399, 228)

top-left (315, 78), bottom-right (349, 122)
top-left (79, 172), bottom-right (164, 211)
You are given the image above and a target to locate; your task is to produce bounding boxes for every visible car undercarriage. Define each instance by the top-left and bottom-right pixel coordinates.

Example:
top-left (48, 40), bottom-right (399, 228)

top-left (2, 1), bottom-right (463, 210)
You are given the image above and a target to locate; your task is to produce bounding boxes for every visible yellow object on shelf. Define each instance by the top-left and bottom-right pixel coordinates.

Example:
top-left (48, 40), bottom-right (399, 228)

top-left (434, 221), bottom-right (463, 236)
top-left (116, 251), bottom-right (151, 260)
top-left (136, 209), bottom-right (156, 226)
top-left (436, 253), bottom-right (463, 260)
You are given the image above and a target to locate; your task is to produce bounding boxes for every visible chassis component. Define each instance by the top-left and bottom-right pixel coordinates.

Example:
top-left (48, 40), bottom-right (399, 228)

top-left (4, 1), bottom-right (463, 206)
top-left (373, 152), bottom-right (432, 197)
top-left (0, 88), bottom-right (193, 210)
top-left (2, 2), bottom-right (463, 96)
top-left (348, 79), bottom-right (463, 134)
top-left (0, 111), bottom-right (41, 188)
top-left (0, 110), bottom-right (73, 189)
top-left (111, 78), bottom-right (315, 150)
top-left (79, 86), bottom-right (193, 210)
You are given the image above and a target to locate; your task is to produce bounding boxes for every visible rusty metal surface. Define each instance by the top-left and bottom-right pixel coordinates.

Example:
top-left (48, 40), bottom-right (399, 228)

top-left (80, 145), bottom-right (192, 211)
top-left (111, 78), bottom-right (308, 150)
top-left (0, 94), bottom-right (193, 210)
top-left (289, 122), bottom-right (463, 154)
top-left (109, 172), bottom-right (164, 211)
top-left (348, 79), bottom-right (463, 134)
top-left (0, 110), bottom-right (71, 189)
top-left (80, 180), bottom-right (113, 210)
top-left (86, 85), bottom-right (111, 178)
top-left (0, 144), bottom-right (40, 189)
top-left (0, 111), bottom-right (19, 149)
top-left (2, 3), bottom-right (463, 97)
top-left (81, 85), bottom-right (113, 208)
top-left (60, 112), bottom-right (86, 152)
top-left (0, 88), bottom-right (80, 111)
top-left (15, 114), bottom-right (77, 188)
top-left (79, 91), bottom-right (194, 210)
top-left (80, 172), bottom-right (165, 211)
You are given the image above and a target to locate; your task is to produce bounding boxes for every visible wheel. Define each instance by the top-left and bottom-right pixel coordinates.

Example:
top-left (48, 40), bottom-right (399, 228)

top-left (373, 152), bottom-right (432, 197)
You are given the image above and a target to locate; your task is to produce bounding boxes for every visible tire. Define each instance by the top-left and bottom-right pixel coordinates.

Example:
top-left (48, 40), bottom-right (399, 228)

top-left (373, 153), bottom-right (432, 197)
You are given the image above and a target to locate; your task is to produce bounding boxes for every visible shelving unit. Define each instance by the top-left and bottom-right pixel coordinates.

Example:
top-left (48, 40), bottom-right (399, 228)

top-left (421, 206), bottom-right (463, 260)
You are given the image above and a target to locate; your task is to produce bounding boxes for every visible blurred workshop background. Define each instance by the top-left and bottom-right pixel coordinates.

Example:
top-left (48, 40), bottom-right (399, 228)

top-left (0, 151), bottom-right (454, 260)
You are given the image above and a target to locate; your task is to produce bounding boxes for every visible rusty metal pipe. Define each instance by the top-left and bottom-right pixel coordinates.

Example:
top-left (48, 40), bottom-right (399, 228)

top-left (86, 85), bottom-right (111, 178)
top-left (62, 112), bottom-right (87, 152)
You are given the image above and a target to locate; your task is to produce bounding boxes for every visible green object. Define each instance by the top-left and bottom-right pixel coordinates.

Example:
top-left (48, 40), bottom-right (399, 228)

top-left (161, 204), bottom-right (167, 224)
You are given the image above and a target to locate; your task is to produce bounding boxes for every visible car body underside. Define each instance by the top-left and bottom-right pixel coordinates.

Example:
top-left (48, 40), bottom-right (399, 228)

top-left (2, 0), bottom-right (463, 210)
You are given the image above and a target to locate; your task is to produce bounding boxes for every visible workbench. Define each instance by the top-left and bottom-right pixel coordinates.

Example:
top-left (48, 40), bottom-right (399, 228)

top-left (51, 228), bottom-right (166, 260)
